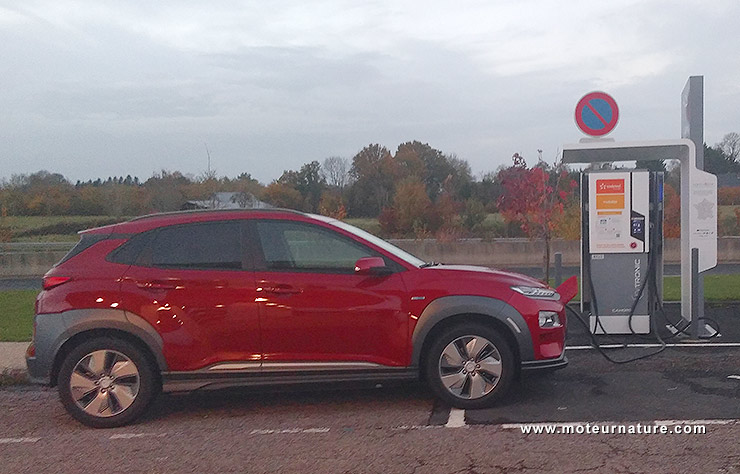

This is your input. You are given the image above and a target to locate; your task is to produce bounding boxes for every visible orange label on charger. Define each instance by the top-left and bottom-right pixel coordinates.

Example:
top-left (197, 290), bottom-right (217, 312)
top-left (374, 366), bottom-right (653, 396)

top-left (595, 179), bottom-right (625, 194)
top-left (596, 195), bottom-right (625, 210)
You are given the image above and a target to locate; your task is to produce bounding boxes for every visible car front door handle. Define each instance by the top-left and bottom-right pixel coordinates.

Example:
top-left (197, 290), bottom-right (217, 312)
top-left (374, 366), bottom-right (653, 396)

top-left (136, 279), bottom-right (182, 290)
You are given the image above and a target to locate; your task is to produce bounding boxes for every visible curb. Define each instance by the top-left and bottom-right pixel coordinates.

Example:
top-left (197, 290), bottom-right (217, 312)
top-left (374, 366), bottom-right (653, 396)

top-left (0, 368), bottom-right (29, 386)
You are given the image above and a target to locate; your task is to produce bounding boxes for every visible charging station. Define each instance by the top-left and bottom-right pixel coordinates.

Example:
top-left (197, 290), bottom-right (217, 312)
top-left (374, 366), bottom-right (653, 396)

top-left (564, 80), bottom-right (717, 338)
top-left (580, 170), bottom-right (663, 334)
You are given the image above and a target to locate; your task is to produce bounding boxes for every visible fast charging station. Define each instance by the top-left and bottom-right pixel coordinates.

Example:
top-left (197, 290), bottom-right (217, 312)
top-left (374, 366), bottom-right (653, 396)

top-left (580, 169), bottom-right (663, 334)
top-left (564, 80), bottom-right (717, 338)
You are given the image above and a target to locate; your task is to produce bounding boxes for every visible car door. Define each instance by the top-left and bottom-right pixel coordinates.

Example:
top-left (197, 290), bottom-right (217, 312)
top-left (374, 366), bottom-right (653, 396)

top-left (120, 220), bottom-right (261, 372)
top-left (251, 219), bottom-right (409, 368)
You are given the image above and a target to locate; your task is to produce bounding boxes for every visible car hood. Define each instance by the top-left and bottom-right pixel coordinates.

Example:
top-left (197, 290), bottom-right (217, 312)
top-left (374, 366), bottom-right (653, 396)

top-left (422, 264), bottom-right (547, 288)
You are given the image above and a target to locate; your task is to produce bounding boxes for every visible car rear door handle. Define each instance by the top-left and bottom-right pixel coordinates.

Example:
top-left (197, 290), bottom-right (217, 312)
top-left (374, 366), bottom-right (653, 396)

top-left (136, 279), bottom-right (182, 290)
top-left (262, 284), bottom-right (301, 295)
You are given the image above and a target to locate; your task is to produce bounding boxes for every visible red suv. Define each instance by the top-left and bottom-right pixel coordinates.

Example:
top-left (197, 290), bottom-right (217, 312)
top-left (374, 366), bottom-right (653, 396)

top-left (27, 210), bottom-right (572, 427)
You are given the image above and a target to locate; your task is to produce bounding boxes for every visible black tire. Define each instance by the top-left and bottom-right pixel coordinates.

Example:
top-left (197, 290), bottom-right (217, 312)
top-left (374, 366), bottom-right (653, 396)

top-left (424, 323), bottom-right (514, 409)
top-left (57, 337), bottom-right (158, 428)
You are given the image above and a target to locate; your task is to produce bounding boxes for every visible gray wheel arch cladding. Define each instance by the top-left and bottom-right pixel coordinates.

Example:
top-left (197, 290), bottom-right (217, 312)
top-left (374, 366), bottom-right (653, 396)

top-left (410, 295), bottom-right (534, 366)
top-left (32, 308), bottom-right (167, 384)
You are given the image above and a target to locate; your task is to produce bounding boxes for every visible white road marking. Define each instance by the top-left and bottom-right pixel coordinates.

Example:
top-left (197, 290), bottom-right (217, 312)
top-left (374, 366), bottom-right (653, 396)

top-left (391, 425), bottom-right (445, 431)
top-left (109, 433), bottom-right (168, 440)
top-left (445, 408), bottom-right (467, 428)
top-left (250, 427), bottom-right (330, 435)
top-left (0, 437), bottom-right (41, 444)
top-left (566, 342), bottom-right (740, 350)
top-left (728, 375), bottom-right (740, 380)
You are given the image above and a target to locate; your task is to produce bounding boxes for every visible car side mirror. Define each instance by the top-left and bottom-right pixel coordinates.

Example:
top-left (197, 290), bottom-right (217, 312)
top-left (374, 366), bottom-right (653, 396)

top-left (354, 257), bottom-right (392, 276)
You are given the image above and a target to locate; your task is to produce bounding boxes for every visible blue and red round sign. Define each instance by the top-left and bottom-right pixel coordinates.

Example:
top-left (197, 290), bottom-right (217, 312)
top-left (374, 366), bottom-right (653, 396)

top-left (575, 91), bottom-right (619, 137)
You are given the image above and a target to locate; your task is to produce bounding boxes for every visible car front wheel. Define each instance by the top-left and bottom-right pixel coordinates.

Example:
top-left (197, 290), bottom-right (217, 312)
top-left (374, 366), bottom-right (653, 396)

top-left (424, 323), bottom-right (514, 409)
top-left (57, 337), bottom-right (158, 428)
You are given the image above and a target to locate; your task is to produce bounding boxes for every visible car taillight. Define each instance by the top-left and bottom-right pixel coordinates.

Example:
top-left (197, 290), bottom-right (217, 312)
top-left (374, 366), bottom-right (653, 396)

top-left (43, 276), bottom-right (71, 290)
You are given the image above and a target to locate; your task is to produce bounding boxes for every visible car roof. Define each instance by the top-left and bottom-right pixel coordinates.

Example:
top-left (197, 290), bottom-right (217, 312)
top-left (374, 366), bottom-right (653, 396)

top-left (82, 208), bottom-right (312, 235)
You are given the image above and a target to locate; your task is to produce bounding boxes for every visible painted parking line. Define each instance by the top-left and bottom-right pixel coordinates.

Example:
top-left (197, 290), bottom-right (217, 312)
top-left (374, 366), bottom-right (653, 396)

top-left (445, 408), bottom-right (467, 428)
top-left (109, 433), bottom-right (168, 440)
top-left (249, 427), bottom-right (330, 435)
top-left (0, 437), bottom-right (41, 444)
top-left (391, 425), bottom-right (445, 431)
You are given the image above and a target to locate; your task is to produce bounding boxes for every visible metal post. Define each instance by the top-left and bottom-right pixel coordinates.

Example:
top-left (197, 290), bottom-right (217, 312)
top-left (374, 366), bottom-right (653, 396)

top-left (691, 248), bottom-right (700, 339)
top-left (554, 252), bottom-right (563, 288)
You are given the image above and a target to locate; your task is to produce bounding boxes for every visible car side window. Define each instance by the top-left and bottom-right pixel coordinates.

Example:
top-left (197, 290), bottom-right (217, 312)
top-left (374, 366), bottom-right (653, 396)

top-left (255, 220), bottom-right (375, 272)
top-left (148, 221), bottom-right (244, 270)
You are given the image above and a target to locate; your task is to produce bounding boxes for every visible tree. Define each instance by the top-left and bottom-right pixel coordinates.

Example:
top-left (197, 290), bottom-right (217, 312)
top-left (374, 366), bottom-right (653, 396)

top-left (704, 143), bottom-right (739, 174)
top-left (663, 183), bottom-right (681, 238)
top-left (461, 198), bottom-right (487, 232)
top-left (718, 132), bottom-right (740, 162)
top-left (262, 182), bottom-right (303, 209)
top-left (497, 153), bottom-right (576, 282)
top-left (144, 170), bottom-right (189, 212)
top-left (388, 177), bottom-right (432, 236)
top-left (349, 144), bottom-right (396, 216)
top-left (395, 141), bottom-right (472, 201)
top-left (278, 161), bottom-right (327, 212)
top-left (318, 191), bottom-right (347, 220)
top-left (321, 156), bottom-right (351, 189)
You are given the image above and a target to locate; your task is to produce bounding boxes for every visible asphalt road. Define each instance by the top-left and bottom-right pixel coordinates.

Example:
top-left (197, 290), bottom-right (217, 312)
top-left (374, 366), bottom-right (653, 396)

top-left (2, 285), bottom-right (739, 472)
top-left (2, 346), bottom-right (740, 473)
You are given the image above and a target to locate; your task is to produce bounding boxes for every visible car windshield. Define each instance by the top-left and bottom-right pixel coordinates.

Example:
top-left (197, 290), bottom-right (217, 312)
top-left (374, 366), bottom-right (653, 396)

top-left (313, 216), bottom-right (426, 268)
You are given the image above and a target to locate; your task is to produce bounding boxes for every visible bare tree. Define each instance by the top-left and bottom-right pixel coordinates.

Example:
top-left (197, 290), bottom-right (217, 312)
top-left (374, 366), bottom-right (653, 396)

top-left (719, 132), bottom-right (740, 162)
top-left (322, 156), bottom-right (350, 189)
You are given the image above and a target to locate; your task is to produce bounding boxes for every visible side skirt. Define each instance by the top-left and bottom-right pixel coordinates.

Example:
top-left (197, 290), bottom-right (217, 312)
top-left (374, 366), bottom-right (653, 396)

top-left (161, 367), bottom-right (420, 393)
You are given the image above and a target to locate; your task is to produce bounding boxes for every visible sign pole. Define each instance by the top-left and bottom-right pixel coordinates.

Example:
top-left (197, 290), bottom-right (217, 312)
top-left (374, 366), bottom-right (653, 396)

top-left (682, 76), bottom-right (712, 338)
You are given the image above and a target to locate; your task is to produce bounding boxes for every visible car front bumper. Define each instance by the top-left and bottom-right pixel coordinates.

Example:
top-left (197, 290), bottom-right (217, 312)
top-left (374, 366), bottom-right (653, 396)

top-left (520, 352), bottom-right (568, 372)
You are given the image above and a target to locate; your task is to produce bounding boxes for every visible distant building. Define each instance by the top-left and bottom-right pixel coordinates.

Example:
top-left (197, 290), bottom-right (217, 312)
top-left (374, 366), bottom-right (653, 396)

top-left (181, 192), bottom-right (272, 210)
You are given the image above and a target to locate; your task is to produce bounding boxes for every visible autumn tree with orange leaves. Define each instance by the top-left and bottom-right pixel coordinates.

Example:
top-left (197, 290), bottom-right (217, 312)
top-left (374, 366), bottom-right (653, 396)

top-left (497, 153), bottom-right (577, 282)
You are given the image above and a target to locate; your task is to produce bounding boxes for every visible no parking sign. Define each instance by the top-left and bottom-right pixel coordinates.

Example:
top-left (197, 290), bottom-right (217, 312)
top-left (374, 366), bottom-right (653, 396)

top-left (575, 91), bottom-right (619, 137)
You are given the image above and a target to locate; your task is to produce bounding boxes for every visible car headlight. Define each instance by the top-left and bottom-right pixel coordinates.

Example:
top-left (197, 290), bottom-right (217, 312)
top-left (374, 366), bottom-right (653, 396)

top-left (510, 286), bottom-right (560, 300)
top-left (538, 310), bottom-right (562, 328)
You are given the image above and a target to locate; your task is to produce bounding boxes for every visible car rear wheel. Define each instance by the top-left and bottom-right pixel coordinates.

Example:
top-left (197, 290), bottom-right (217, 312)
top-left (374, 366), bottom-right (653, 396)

top-left (58, 337), bottom-right (158, 428)
top-left (424, 323), bottom-right (514, 409)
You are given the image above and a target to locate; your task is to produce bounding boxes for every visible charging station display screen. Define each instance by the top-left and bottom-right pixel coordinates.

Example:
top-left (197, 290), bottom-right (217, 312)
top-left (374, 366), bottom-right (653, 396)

top-left (588, 171), bottom-right (649, 254)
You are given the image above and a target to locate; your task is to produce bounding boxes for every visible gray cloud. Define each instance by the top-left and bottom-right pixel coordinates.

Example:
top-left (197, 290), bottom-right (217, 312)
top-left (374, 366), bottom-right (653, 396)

top-left (1, 0), bottom-right (739, 183)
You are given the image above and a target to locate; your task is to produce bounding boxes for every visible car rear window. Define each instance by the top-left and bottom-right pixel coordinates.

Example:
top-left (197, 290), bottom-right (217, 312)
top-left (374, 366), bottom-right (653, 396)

top-left (106, 231), bottom-right (155, 265)
top-left (57, 234), bottom-right (109, 266)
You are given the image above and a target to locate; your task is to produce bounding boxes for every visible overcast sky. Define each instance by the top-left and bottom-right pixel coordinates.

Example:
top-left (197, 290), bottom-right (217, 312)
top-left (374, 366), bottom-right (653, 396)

top-left (1, 0), bottom-right (739, 184)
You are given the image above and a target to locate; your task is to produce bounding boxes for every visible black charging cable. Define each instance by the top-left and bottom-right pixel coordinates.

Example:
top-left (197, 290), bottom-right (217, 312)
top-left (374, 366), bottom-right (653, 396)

top-left (579, 244), bottom-right (667, 363)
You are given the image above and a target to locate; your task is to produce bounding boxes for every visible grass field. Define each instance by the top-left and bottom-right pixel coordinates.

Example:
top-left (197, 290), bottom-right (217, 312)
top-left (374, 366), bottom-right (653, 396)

top-left (0, 215), bottom-right (127, 242)
top-left (0, 290), bottom-right (37, 342)
top-left (1, 275), bottom-right (739, 342)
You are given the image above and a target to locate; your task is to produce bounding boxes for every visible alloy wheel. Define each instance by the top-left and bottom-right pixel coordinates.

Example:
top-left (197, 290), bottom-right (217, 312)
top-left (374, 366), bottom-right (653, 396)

top-left (69, 350), bottom-right (141, 418)
top-left (437, 335), bottom-right (503, 400)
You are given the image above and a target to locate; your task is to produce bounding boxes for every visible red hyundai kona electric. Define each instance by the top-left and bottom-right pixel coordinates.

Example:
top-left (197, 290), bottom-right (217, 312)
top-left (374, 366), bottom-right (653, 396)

top-left (27, 209), bottom-right (572, 427)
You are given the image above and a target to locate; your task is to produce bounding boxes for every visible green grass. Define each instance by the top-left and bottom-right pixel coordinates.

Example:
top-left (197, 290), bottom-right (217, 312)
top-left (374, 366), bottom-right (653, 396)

top-left (554, 274), bottom-right (740, 303)
top-left (0, 215), bottom-right (127, 242)
top-left (0, 290), bottom-right (38, 342)
top-left (663, 274), bottom-right (740, 302)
